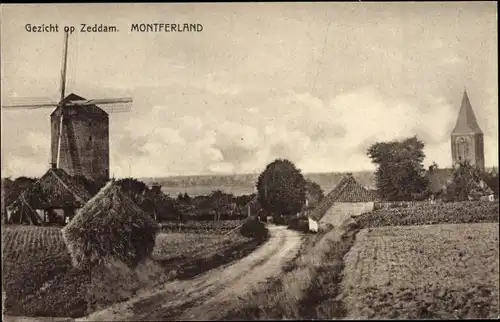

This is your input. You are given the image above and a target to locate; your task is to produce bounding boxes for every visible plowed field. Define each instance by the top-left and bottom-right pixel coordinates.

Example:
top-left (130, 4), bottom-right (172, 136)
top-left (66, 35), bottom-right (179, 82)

top-left (342, 223), bottom-right (499, 319)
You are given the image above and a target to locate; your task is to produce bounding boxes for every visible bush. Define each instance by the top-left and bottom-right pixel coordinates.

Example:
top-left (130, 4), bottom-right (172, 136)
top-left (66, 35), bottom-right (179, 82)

top-left (239, 217), bottom-right (269, 240)
top-left (62, 181), bottom-right (159, 269)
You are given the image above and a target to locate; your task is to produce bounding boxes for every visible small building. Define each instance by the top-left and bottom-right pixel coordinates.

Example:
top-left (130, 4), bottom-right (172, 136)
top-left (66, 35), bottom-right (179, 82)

top-left (308, 173), bottom-right (377, 230)
top-left (6, 168), bottom-right (92, 225)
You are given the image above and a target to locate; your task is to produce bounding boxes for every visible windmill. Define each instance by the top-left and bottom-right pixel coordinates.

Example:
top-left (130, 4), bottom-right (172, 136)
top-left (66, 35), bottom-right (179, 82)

top-left (2, 31), bottom-right (133, 182)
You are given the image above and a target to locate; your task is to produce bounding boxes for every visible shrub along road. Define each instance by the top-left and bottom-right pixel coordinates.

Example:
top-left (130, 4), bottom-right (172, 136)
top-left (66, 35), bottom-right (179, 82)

top-left (79, 225), bottom-right (303, 321)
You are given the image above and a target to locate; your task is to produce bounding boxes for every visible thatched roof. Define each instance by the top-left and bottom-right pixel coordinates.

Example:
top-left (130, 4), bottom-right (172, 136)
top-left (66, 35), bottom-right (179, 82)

top-left (6, 196), bottom-right (44, 225)
top-left (8, 168), bottom-right (92, 210)
top-left (62, 180), bottom-right (159, 269)
top-left (309, 174), bottom-right (376, 222)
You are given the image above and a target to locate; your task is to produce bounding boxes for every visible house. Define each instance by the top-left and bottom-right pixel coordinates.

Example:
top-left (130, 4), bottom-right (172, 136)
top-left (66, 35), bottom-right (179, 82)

top-left (308, 173), bottom-right (377, 230)
top-left (6, 168), bottom-right (92, 225)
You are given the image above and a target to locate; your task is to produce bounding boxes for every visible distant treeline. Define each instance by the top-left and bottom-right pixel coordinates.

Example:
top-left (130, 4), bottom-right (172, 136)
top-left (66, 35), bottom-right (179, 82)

top-left (140, 171), bottom-right (377, 190)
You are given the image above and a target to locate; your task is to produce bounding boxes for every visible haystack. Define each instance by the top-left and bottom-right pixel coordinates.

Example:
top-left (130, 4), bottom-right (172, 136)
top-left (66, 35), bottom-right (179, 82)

top-left (63, 180), bottom-right (160, 312)
top-left (62, 180), bottom-right (159, 270)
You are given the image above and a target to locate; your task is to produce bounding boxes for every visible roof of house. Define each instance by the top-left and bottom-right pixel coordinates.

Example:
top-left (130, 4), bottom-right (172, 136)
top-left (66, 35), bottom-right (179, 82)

top-left (452, 90), bottom-right (483, 135)
top-left (335, 174), bottom-right (377, 202)
top-left (309, 173), bottom-right (377, 222)
top-left (8, 168), bottom-right (93, 210)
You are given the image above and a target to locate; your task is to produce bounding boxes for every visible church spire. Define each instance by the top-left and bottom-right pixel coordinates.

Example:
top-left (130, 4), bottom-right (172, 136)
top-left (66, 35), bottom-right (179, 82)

top-left (452, 89), bottom-right (483, 135)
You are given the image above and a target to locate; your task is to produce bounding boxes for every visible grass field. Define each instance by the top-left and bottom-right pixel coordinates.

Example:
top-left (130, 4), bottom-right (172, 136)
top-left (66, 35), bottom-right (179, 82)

top-left (342, 223), bottom-right (499, 319)
top-left (2, 224), bottom-right (262, 318)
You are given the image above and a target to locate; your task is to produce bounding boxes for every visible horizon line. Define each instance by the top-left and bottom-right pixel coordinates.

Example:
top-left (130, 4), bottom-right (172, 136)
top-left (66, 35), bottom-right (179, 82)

top-left (3, 164), bottom-right (499, 180)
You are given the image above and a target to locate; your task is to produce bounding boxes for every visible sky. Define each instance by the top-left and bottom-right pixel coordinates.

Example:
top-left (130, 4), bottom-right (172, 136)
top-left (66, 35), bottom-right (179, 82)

top-left (1, 2), bottom-right (498, 178)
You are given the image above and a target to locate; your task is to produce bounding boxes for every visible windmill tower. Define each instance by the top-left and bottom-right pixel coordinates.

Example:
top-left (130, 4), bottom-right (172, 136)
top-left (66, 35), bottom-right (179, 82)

top-left (450, 89), bottom-right (485, 171)
top-left (2, 31), bottom-right (132, 182)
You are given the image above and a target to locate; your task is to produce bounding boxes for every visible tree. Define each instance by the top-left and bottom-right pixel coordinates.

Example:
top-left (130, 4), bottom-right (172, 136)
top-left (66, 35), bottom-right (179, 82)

top-left (367, 136), bottom-right (429, 201)
top-left (209, 190), bottom-right (230, 221)
top-left (152, 194), bottom-right (183, 221)
top-left (256, 159), bottom-right (306, 217)
top-left (305, 179), bottom-right (324, 208)
top-left (2, 176), bottom-right (38, 224)
top-left (3, 176), bottom-right (37, 207)
top-left (428, 161), bottom-right (439, 172)
top-left (447, 161), bottom-right (492, 201)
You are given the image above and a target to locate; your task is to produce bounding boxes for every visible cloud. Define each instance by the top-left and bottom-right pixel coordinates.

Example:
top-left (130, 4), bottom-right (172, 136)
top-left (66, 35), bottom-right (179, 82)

top-left (110, 85), bottom-right (486, 176)
top-left (1, 129), bottom-right (50, 177)
top-left (1, 3), bottom-right (497, 178)
top-left (443, 55), bottom-right (462, 65)
top-left (205, 74), bottom-right (241, 96)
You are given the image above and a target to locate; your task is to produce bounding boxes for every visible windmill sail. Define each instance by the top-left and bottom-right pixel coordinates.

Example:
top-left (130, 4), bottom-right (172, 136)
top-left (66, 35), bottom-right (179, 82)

top-left (56, 31), bottom-right (70, 168)
top-left (2, 29), bottom-right (133, 182)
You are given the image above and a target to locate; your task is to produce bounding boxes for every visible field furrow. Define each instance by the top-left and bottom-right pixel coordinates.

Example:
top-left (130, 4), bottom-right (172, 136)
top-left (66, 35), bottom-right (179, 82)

top-left (342, 223), bottom-right (499, 319)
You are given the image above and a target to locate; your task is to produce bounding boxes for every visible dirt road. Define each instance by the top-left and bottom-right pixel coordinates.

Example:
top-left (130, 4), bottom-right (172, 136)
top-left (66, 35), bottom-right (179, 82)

top-left (80, 225), bottom-right (303, 321)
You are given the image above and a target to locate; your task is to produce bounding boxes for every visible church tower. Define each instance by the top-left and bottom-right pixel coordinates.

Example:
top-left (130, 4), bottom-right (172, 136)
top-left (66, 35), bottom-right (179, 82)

top-left (451, 90), bottom-right (485, 171)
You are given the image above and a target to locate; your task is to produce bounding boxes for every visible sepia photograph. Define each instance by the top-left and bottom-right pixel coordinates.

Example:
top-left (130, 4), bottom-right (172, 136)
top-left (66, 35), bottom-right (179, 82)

top-left (1, 2), bottom-right (498, 321)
